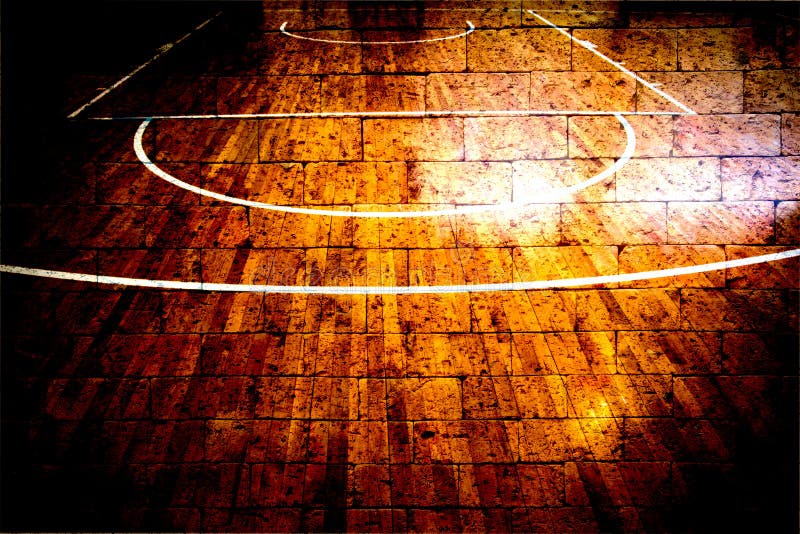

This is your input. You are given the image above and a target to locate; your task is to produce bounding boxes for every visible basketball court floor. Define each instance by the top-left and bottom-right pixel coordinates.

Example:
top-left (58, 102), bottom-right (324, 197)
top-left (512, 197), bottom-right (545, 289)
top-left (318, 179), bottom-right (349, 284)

top-left (1, 0), bottom-right (798, 531)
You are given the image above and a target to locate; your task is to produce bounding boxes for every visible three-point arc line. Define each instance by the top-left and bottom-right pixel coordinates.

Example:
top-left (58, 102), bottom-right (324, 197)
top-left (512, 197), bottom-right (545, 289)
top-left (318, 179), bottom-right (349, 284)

top-left (2, 249), bottom-right (799, 294)
top-left (4, 10), bottom-right (797, 294)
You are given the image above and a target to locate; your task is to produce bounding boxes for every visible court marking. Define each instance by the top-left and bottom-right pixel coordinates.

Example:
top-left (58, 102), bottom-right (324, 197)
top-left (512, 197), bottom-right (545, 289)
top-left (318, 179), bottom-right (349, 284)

top-left (67, 11), bottom-right (222, 119)
top-left (133, 112), bottom-right (636, 218)
top-left (89, 11), bottom-right (695, 122)
top-left (2, 249), bottom-right (798, 294)
top-left (21, 7), bottom-right (779, 294)
top-left (527, 10), bottom-right (697, 116)
top-left (124, 10), bottom-right (696, 217)
top-left (280, 20), bottom-right (475, 44)
top-left (91, 110), bottom-right (687, 121)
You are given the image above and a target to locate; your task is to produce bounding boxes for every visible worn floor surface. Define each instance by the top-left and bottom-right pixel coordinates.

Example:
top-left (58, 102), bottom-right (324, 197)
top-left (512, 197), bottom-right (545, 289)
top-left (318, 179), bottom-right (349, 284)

top-left (1, 1), bottom-right (798, 532)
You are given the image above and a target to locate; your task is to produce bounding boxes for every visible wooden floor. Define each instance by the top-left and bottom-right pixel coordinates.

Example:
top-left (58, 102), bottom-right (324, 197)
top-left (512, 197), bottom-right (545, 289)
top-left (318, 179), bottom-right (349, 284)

top-left (1, 1), bottom-right (798, 531)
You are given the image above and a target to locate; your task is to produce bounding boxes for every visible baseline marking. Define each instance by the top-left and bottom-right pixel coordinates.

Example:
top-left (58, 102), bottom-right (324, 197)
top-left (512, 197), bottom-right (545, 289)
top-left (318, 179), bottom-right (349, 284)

top-left (67, 11), bottom-right (222, 119)
top-left (280, 20), bottom-right (475, 45)
top-left (2, 249), bottom-right (798, 294)
top-left (134, 112), bottom-right (635, 218)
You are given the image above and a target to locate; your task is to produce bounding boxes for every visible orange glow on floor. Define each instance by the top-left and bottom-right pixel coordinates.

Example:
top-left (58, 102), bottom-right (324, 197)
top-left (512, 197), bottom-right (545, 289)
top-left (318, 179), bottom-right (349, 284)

top-left (1, 1), bottom-right (798, 532)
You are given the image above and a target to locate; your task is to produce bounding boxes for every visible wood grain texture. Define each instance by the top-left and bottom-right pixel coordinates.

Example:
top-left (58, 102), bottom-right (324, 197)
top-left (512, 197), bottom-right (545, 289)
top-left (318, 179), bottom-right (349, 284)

top-left (1, 1), bottom-right (798, 532)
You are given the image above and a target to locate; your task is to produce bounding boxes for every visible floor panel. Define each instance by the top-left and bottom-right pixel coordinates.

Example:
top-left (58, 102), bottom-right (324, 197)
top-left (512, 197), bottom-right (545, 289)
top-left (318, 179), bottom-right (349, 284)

top-left (2, 1), bottom-right (798, 532)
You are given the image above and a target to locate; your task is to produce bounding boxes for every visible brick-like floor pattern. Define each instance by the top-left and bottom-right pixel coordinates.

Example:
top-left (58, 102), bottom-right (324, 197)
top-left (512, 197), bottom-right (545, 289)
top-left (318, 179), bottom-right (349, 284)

top-left (2, 1), bottom-right (799, 532)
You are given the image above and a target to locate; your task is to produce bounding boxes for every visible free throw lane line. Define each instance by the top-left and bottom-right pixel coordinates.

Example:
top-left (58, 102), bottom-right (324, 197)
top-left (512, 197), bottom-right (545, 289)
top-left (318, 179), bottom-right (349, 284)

top-left (1, 249), bottom-right (798, 294)
top-left (280, 20), bottom-right (475, 44)
top-left (67, 11), bottom-right (222, 119)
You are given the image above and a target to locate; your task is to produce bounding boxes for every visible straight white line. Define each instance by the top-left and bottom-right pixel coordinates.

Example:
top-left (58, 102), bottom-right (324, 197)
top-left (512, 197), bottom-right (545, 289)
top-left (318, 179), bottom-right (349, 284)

top-left (67, 11), bottom-right (222, 119)
top-left (27, 7), bottom-right (779, 296)
top-left (87, 11), bottom-right (696, 122)
top-left (1, 249), bottom-right (798, 294)
top-left (89, 109), bottom-right (686, 121)
top-left (280, 20), bottom-right (475, 45)
top-left (527, 10), bottom-right (697, 115)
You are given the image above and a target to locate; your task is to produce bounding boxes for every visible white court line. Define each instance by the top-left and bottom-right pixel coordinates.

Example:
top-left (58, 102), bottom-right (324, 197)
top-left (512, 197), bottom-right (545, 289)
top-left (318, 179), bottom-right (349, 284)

top-left (528, 10), bottom-right (697, 115)
top-left (279, 20), bottom-right (475, 44)
top-left (22, 8), bottom-right (747, 294)
top-left (133, 112), bottom-right (635, 218)
top-left (91, 110), bottom-right (686, 121)
top-left (67, 11), bottom-right (222, 119)
top-left (2, 249), bottom-right (798, 294)
top-left (89, 11), bottom-right (696, 121)
top-left (126, 9), bottom-right (698, 218)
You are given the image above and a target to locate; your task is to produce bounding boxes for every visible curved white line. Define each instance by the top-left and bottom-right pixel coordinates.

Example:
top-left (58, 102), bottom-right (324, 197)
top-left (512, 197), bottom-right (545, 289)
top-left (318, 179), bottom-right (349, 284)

top-left (279, 20), bottom-right (475, 45)
top-left (134, 113), bottom-right (635, 218)
top-left (2, 249), bottom-right (798, 294)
